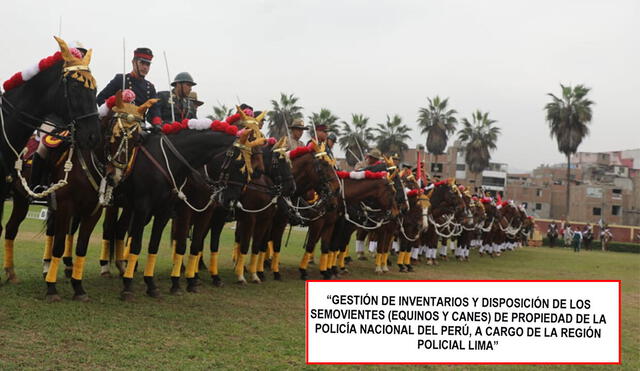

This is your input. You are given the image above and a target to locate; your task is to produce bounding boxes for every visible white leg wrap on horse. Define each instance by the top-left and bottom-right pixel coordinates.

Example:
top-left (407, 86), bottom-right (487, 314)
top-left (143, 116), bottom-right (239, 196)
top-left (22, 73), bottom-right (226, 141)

top-left (368, 241), bottom-right (378, 254)
top-left (355, 240), bottom-right (365, 253)
top-left (439, 245), bottom-right (447, 256)
top-left (392, 240), bottom-right (400, 252)
top-left (420, 244), bottom-right (427, 256)
top-left (411, 247), bottom-right (419, 260)
top-left (430, 248), bottom-right (437, 259)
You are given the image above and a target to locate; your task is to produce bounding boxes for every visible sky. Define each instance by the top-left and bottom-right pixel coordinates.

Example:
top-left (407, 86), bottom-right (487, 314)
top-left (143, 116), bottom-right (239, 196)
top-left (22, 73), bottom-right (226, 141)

top-left (1, 0), bottom-right (638, 172)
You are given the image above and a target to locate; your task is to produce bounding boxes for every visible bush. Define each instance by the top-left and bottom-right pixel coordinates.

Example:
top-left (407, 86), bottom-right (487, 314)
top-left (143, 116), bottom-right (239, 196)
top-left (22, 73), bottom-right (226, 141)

top-left (541, 238), bottom-right (639, 253)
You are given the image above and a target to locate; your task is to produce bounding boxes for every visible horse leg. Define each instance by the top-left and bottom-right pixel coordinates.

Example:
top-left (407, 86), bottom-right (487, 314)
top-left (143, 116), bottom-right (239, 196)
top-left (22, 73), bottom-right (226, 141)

top-left (355, 228), bottom-right (367, 261)
top-left (62, 215), bottom-right (80, 278)
top-left (234, 212), bottom-right (253, 285)
top-left (251, 209), bottom-right (274, 284)
top-left (120, 205), bottom-right (148, 301)
top-left (3, 191), bottom-right (30, 283)
top-left (144, 213), bottom-right (171, 298)
top-left (169, 205), bottom-right (190, 295)
top-left (299, 220), bottom-right (322, 280)
top-left (268, 209), bottom-right (288, 281)
top-left (99, 206), bottom-right (118, 277)
top-left (42, 209), bottom-right (56, 276)
top-left (114, 206), bottom-right (133, 276)
top-left (44, 205), bottom-right (71, 302)
top-left (208, 207), bottom-right (226, 287)
top-left (185, 208), bottom-right (213, 293)
top-left (70, 210), bottom-right (102, 301)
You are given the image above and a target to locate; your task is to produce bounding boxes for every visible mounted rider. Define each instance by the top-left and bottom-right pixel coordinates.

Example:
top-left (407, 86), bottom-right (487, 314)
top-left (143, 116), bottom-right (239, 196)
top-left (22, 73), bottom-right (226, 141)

top-left (287, 118), bottom-right (308, 149)
top-left (156, 72), bottom-right (199, 123)
top-left (96, 47), bottom-right (160, 124)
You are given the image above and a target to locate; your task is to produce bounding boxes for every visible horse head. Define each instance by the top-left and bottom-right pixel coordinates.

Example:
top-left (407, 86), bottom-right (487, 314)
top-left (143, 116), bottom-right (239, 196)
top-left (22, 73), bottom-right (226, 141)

top-left (104, 90), bottom-right (158, 184)
top-left (52, 36), bottom-right (101, 149)
top-left (263, 136), bottom-right (296, 196)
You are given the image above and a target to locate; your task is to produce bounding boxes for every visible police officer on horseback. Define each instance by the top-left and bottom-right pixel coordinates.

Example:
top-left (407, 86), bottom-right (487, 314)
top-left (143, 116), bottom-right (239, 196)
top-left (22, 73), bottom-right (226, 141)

top-left (97, 47), bottom-right (160, 124)
top-left (156, 72), bottom-right (199, 123)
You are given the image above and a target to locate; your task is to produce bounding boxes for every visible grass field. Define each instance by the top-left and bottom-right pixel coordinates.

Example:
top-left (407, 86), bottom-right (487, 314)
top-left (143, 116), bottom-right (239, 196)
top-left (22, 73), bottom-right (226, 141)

top-left (0, 204), bottom-right (638, 370)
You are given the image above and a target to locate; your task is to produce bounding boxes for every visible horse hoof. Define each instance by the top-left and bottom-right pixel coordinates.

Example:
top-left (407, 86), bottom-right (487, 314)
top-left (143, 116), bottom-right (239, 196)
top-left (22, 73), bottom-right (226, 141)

top-left (236, 279), bottom-right (247, 285)
top-left (146, 288), bottom-right (161, 298)
top-left (340, 268), bottom-right (350, 275)
top-left (193, 279), bottom-right (203, 287)
top-left (211, 277), bottom-right (224, 287)
top-left (257, 272), bottom-right (265, 281)
top-left (273, 272), bottom-right (282, 281)
top-left (170, 287), bottom-right (183, 296)
top-left (186, 285), bottom-right (200, 293)
top-left (299, 268), bottom-right (308, 281)
top-left (64, 269), bottom-right (73, 279)
top-left (46, 294), bottom-right (62, 303)
top-left (120, 291), bottom-right (135, 302)
top-left (73, 294), bottom-right (90, 302)
top-left (100, 271), bottom-right (113, 278)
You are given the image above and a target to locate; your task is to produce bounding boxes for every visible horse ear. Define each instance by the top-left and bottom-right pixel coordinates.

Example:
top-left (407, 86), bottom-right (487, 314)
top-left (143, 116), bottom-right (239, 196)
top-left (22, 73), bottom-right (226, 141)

top-left (82, 49), bottom-right (93, 65)
top-left (115, 90), bottom-right (124, 109)
top-left (425, 188), bottom-right (434, 199)
top-left (236, 105), bottom-right (249, 121)
top-left (274, 136), bottom-right (287, 149)
top-left (255, 110), bottom-right (268, 124)
top-left (54, 36), bottom-right (76, 63)
top-left (138, 98), bottom-right (160, 114)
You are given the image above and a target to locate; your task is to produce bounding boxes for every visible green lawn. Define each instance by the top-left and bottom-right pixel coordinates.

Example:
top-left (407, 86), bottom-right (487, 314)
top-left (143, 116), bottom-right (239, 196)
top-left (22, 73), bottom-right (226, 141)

top-left (0, 204), bottom-right (638, 370)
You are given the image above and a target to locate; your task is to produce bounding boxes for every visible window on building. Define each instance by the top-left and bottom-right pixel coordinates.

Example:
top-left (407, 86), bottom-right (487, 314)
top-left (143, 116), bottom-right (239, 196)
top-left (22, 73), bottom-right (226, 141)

top-left (482, 176), bottom-right (506, 187)
top-left (592, 207), bottom-right (601, 216)
top-left (535, 203), bottom-right (542, 210)
top-left (536, 189), bottom-right (542, 197)
top-left (431, 163), bottom-right (443, 173)
top-left (456, 164), bottom-right (465, 171)
top-left (612, 205), bottom-right (621, 216)
top-left (612, 189), bottom-right (622, 194)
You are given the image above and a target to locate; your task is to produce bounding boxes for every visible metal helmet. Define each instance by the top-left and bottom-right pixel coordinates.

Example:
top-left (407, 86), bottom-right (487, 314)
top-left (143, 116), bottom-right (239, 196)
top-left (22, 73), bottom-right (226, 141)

top-left (171, 72), bottom-right (196, 86)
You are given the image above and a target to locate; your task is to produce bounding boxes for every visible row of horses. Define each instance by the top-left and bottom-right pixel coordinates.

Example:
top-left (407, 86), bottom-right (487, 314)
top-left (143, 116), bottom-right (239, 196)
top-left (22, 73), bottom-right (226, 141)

top-left (0, 37), bottom-right (532, 302)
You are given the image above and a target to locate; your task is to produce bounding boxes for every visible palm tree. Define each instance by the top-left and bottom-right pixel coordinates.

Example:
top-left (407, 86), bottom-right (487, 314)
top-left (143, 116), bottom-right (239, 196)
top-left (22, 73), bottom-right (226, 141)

top-left (374, 114), bottom-right (411, 160)
top-left (545, 84), bottom-right (594, 218)
top-left (457, 110), bottom-right (501, 176)
top-left (338, 114), bottom-right (374, 167)
top-left (267, 93), bottom-right (304, 138)
top-left (417, 96), bottom-right (458, 155)
top-left (308, 108), bottom-right (340, 134)
top-left (207, 103), bottom-right (233, 121)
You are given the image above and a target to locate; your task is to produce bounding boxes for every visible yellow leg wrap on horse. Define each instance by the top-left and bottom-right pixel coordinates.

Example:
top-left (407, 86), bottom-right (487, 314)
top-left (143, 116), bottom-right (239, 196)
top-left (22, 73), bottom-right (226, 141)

top-left (71, 256), bottom-right (86, 280)
top-left (45, 257), bottom-right (60, 283)
top-left (397, 251), bottom-right (405, 265)
top-left (235, 254), bottom-right (246, 277)
top-left (375, 253), bottom-right (382, 267)
top-left (185, 254), bottom-right (198, 278)
top-left (271, 252), bottom-right (280, 272)
top-left (319, 253), bottom-right (329, 271)
top-left (257, 252), bottom-right (265, 273)
top-left (232, 242), bottom-right (240, 262)
top-left (383, 253), bottom-right (389, 265)
top-left (100, 240), bottom-right (110, 261)
top-left (43, 235), bottom-right (53, 260)
top-left (3, 239), bottom-right (14, 269)
top-left (332, 251), bottom-right (339, 267)
top-left (196, 251), bottom-right (203, 271)
top-left (404, 251), bottom-right (412, 265)
top-left (144, 254), bottom-right (158, 277)
top-left (249, 253), bottom-right (259, 274)
top-left (171, 253), bottom-right (184, 277)
top-left (345, 247), bottom-right (351, 257)
top-left (123, 254), bottom-right (139, 279)
top-left (267, 241), bottom-right (274, 260)
top-left (337, 251), bottom-right (346, 268)
top-left (326, 252), bottom-right (334, 269)
top-left (209, 252), bottom-right (219, 275)
top-left (124, 237), bottom-right (132, 259)
top-left (300, 252), bottom-right (312, 270)
top-left (115, 239), bottom-right (125, 261)
top-left (171, 240), bottom-right (177, 261)
top-left (64, 235), bottom-right (73, 258)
